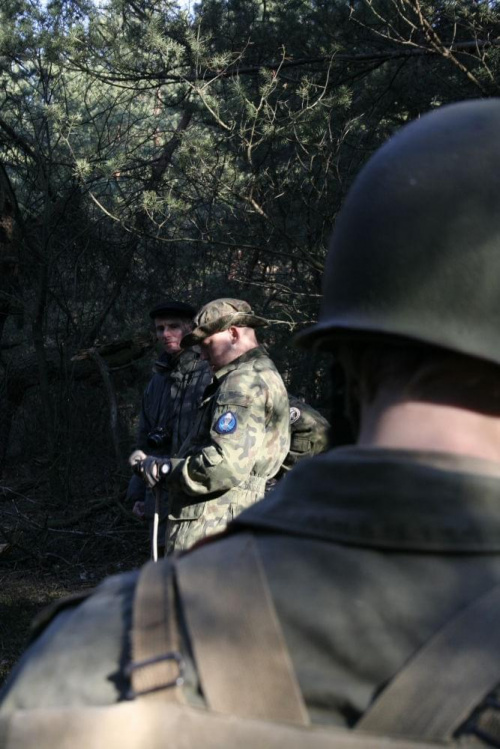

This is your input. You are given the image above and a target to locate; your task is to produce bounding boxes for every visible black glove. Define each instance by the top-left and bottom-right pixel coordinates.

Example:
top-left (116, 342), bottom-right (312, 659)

top-left (129, 450), bottom-right (171, 489)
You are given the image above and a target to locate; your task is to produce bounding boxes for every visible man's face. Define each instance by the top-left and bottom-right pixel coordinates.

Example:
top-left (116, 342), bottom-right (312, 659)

top-left (200, 329), bottom-right (235, 371)
top-left (154, 316), bottom-right (188, 355)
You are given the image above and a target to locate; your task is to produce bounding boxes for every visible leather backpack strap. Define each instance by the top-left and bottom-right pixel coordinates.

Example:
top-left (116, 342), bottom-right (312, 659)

top-left (176, 532), bottom-right (310, 725)
top-left (126, 558), bottom-right (185, 702)
top-left (357, 582), bottom-right (500, 741)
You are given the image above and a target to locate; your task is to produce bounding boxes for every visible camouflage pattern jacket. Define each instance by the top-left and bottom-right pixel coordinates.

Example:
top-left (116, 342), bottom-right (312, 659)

top-left (126, 349), bottom-right (211, 521)
top-left (165, 345), bottom-right (290, 552)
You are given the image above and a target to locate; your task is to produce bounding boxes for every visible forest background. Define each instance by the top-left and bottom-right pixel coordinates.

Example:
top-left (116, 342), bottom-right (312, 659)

top-left (1, 0), bottom-right (499, 681)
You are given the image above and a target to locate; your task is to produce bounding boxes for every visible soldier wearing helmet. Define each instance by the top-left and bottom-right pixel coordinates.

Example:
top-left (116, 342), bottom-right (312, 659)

top-left (4, 101), bottom-right (500, 746)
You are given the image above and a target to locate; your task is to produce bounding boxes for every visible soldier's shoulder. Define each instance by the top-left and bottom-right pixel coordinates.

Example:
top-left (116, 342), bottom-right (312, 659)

top-left (0, 570), bottom-right (140, 713)
top-left (217, 367), bottom-right (265, 404)
top-left (28, 590), bottom-right (94, 644)
top-left (243, 364), bottom-right (285, 400)
top-left (252, 349), bottom-right (278, 372)
top-left (215, 368), bottom-right (277, 417)
top-left (217, 350), bottom-right (285, 403)
top-left (250, 352), bottom-right (286, 389)
top-left (29, 570), bottom-right (139, 643)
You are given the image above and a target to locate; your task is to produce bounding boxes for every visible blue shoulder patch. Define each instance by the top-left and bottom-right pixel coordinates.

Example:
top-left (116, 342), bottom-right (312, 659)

top-left (214, 411), bottom-right (238, 434)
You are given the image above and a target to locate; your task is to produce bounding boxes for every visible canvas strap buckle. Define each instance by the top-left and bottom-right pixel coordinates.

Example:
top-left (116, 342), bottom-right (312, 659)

top-left (125, 651), bottom-right (185, 699)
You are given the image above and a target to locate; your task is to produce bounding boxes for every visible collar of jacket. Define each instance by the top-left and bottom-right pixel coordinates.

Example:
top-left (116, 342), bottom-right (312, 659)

top-left (212, 345), bottom-right (268, 383)
top-left (232, 446), bottom-right (500, 552)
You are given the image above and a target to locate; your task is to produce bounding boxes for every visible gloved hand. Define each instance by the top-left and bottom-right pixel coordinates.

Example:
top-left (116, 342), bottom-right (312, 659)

top-left (129, 449), bottom-right (147, 468)
top-left (129, 450), bottom-right (171, 489)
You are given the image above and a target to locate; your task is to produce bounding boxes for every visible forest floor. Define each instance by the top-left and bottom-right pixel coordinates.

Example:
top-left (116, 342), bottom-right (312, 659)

top-left (0, 468), bottom-right (147, 687)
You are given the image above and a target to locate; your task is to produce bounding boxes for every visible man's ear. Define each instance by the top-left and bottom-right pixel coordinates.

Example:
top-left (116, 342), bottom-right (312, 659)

top-left (229, 325), bottom-right (240, 344)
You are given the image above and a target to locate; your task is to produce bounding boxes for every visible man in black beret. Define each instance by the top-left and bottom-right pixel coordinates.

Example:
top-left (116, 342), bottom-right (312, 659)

top-left (127, 300), bottom-right (211, 557)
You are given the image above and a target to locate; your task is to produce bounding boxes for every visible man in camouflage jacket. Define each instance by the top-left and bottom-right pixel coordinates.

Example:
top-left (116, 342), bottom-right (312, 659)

top-left (133, 298), bottom-right (290, 554)
top-left (126, 301), bottom-right (211, 555)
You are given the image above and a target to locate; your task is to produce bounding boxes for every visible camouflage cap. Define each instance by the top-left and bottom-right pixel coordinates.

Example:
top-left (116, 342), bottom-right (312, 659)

top-left (181, 298), bottom-right (268, 348)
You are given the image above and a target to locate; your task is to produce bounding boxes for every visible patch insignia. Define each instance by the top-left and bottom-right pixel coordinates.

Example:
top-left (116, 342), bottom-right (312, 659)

top-left (215, 411), bottom-right (238, 434)
top-left (290, 406), bottom-right (301, 424)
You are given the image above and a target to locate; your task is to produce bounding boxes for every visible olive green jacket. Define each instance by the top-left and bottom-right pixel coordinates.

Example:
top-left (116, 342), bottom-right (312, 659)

top-left (3, 447), bottom-right (500, 743)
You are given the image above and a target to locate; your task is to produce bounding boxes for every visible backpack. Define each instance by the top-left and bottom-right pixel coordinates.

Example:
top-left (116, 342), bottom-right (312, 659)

top-left (2, 533), bottom-right (500, 748)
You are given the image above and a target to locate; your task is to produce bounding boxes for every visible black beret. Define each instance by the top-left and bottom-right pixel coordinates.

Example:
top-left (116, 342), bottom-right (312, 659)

top-left (148, 301), bottom-right (196, 320)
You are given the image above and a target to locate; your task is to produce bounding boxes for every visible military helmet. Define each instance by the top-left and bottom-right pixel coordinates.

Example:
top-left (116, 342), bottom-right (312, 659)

top-left (297, 98), bottom-right (500, 366)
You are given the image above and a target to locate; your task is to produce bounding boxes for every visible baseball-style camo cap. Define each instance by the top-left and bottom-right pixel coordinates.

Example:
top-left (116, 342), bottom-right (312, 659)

top-left (148, 301), bottom-right (196, 320)
top-left (181, 298), bottom-right (268, 348)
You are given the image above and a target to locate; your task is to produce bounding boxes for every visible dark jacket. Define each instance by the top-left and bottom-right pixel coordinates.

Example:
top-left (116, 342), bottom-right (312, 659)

top-left (126, 349), bottom-right (212, 517)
